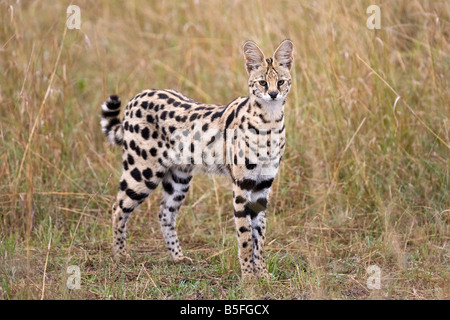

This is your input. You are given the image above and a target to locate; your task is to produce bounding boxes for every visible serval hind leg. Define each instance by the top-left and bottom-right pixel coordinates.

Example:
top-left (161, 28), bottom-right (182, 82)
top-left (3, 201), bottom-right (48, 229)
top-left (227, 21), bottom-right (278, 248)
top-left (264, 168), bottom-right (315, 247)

top-left (112, 167), bottom-right (164, 260)
top-left (158, 166), bottom-right (193, 264)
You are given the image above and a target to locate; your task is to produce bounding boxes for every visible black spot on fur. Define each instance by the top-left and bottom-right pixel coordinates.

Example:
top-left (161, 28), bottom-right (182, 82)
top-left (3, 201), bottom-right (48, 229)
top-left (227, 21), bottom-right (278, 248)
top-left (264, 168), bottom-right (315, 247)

top-left (255, 179), bottom-right (274, 191)
top-left (126, 189), bottom-right (148, 201)
top-left (130, 168), bottom-right (142, 182)
top-left (158, 158), bottom-right (166, 167)
top-left (173, 176), bottom-right (191, 186)
top-left (225, 110), bottom-right (235, 130)
top-left (143, 168), bottom-right (153, 180)
top-left (237, 179), bottom-right (256, 190)
top-left (239, 226), bottom-right (250, 233)
top-left (245, 157), bottom-right (257, 170)
top-left (162, 181), bottom-right (174, 195)
top-left (120, 180), bottom-right (128, 191)
top-left (127, 154), bottom-right (135, 165)
top-left (211, 112), bottom-right (222, 122)
top-left (145, 181), bottom-right (158, 190)
top-left (141, 127), bottom-right (150, 140)
top-left (173, 194), bottom-right (185, 202)
top-left (235, 196), bottom-right (246, 204)
top-left (122, 206), bottom-right (134, 213)
top-left (247, 122), bottom-right (259, 134)
top-left (102, 109), bottom-right (120, 118)
top-left (150, 148), bottom-right (157, 157)
top-left (207, 135), bottom-right (216, 146)
top-left (156, 171), bottom-right (165, 178)
top-left (234, 210), bottom-right (247, 218)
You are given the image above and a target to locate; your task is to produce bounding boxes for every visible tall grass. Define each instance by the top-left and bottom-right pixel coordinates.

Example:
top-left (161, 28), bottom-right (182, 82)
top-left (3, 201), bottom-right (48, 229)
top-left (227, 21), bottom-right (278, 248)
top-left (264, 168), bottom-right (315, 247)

top-left (0, 0), bottom-right (448, 299)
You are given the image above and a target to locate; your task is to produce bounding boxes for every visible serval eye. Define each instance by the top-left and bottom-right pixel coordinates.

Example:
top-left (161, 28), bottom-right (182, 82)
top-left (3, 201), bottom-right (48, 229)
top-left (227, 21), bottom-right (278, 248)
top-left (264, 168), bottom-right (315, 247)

top-left (277, 80), bottom-right (285, 86)
top-left (258, 80), bottom-right (267, 86)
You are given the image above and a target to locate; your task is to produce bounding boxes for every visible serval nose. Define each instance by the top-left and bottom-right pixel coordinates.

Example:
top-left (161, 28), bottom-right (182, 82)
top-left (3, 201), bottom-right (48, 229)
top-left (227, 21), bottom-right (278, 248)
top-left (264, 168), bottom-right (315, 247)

top-left (269, 91), bottom-right (278, 100)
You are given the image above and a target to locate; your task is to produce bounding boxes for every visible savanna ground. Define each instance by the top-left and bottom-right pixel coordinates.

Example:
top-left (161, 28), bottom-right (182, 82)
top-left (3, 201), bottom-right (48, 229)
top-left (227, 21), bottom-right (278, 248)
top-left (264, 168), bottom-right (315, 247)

top-left (0, 0), bottom-right (449, 300)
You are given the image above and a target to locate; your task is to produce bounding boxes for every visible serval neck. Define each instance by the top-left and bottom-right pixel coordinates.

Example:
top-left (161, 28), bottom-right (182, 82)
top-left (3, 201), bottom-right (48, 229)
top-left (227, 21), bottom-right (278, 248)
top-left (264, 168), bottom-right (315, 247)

top-left (248, 95), bottom-right (285, 122)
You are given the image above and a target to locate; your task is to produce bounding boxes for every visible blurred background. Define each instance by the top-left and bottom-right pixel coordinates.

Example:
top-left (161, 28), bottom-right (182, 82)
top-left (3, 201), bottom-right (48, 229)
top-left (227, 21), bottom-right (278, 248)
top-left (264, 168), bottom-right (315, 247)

top-left (0, 0), bottom-right (448, 299)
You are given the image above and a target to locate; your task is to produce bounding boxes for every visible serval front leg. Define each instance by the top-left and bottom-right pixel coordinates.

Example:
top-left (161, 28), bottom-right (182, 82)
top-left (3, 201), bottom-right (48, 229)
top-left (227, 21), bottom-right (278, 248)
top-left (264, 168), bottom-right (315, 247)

top-left (232, 181), bottom-right (255, 280)
top-left (248, 184), bottom-right (272, 279)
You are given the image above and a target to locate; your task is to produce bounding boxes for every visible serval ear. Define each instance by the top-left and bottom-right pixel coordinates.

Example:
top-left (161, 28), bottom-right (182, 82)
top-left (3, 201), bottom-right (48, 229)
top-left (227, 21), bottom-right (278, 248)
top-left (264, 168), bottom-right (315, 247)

top-left (273, 39), bottom-right (294, 70)
top-left (243, 41), bottom-right (266, 74)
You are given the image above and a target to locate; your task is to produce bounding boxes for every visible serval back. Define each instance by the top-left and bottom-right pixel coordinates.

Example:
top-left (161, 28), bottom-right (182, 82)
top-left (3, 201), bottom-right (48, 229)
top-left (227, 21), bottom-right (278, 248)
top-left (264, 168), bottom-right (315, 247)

top-left (101, 40), bottom-right (294, 280)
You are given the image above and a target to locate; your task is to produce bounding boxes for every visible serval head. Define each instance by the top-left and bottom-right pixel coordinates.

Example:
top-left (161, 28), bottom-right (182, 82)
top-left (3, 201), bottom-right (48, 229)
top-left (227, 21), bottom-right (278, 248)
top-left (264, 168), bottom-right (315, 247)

top-left (243, 40), bottom-right (294, 106)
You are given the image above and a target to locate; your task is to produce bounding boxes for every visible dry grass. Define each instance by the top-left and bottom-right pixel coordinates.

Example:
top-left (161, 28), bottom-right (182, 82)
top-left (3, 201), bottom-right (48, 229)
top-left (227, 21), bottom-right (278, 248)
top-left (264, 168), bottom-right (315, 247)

top-left (0, 0), bottom-right (449, 299)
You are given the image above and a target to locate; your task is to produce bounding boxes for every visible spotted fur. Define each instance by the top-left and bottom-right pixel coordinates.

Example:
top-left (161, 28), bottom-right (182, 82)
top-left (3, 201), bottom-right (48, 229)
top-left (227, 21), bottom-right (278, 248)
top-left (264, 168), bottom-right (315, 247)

top-left (101, 40), bottom-right (294, 280)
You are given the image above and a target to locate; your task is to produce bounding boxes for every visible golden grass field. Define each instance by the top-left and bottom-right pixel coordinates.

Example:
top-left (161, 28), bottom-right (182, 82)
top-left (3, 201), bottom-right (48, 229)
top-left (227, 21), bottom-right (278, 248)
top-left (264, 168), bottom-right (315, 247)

top-left (0, 0), bottom-right (449, 299)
